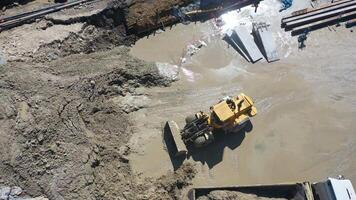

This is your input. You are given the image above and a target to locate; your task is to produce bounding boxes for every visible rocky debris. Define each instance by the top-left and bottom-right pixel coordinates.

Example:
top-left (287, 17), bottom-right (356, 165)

top-left (0, 186), bottom-right (48, 200)
top-left (197, 190), bottom-right (288, 200)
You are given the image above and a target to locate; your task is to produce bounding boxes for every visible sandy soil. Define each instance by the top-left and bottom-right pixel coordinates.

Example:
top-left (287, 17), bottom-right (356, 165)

top-left (128, 0), bottom-right (356, 189)
top-left (0, 46), bottom-right (198, 199)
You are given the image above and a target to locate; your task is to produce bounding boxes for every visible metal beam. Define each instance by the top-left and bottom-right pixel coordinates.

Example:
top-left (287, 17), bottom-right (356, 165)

top-left (0, 3), bottom-right (63, 23)
top-left (0, 0), bottom-right (93, 31)
top-left (284, 4), bottom-right (356, 30)
top-left (282, 0), bottom-right (356, 26)
top-left (282, 0), bottom-right (354, 22)
top-left (291, 10), bottom-right (356, 35)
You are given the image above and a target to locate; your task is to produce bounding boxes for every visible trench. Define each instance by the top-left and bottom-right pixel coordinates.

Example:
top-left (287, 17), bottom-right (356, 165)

top-left (127, 0), bottom-right (356, 187)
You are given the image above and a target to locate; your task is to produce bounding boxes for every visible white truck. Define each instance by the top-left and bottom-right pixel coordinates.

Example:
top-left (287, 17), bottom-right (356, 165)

top-left (189, 176), bottom-right (356, 200)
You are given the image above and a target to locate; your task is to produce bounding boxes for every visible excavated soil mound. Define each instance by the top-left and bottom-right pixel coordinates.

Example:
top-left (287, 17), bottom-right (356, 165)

top-left (0, 47), bottom-right (194, 199)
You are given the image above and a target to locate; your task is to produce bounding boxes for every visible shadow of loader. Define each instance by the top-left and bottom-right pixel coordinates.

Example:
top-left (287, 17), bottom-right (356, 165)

top-left (163, 120), bottom-right (253, 170)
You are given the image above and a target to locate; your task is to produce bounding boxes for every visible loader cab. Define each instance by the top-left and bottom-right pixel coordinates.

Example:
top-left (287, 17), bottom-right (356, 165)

top-left (312, 177), bottom-right (356, 200)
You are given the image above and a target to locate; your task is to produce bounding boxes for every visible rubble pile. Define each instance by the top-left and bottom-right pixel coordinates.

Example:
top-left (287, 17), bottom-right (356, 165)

top-left (197, 190), bottom-right (288, 200)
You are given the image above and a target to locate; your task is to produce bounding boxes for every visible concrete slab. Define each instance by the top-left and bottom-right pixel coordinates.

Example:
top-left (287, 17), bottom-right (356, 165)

top-left (165, 121), bottom-right (187, 157)
top-left (233, 26), bottom-right (263, 63)
top-left (223, 30), bottom-right (251, 62)
top-left (253, 22), bottom-right (279, 62)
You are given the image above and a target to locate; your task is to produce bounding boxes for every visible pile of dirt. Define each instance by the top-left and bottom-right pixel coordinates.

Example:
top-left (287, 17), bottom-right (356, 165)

top-left (126, 0), bottom-right (193, 34)
top-left (0, 47), bottom-right (193, 200)
top-left (197, 190), bottom-right (288, 200)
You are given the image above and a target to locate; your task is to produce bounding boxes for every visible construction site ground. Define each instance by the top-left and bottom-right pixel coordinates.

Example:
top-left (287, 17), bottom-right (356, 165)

top-left (130, 0), bottom-right (356, 187)
top-left (0, 0), bottom-right (355, 199)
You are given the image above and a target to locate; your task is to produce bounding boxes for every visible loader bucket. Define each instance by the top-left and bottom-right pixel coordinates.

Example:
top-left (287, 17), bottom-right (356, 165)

top-left (164, 121), bottom-right (187, 157)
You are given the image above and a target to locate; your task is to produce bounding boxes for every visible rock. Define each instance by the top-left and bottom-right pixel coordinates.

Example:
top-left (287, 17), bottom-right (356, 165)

top-left (82, 25), bottom-right (97, 36)
top-left (112, 94), bottom-right (151, 113)
top-left (119, 155), bottom-right (129, 163)
top-left (90, 80), bottom-right (96, 88)
top-left (5, 104), bottom-right (16, 119)
top-left (47, 52), bottom-right (58, 61)
top-left (118, 145), bottom-right (130, 163)
top-left (36, 20), bottom-right (53, 30)
top-left (17, 102), bottom-right (31, 122)
top-left (10, 186), bottom-right (22, 196)
top-left (37, 134), bottom-right (44, 144)
top-left (118, 145), bottom-right (130, 156)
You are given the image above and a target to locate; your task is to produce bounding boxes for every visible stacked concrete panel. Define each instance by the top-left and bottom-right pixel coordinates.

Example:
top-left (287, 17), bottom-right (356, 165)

top-left (253, 22), bottom-right (279, 63)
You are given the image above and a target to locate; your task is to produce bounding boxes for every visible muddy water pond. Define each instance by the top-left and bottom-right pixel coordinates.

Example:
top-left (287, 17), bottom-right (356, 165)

top-left (129, 1), bottom-right (356, 187)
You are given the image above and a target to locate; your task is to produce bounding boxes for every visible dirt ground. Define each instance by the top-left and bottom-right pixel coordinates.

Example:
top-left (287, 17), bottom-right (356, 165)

top-left (0, 45), bottom-right (200, 199)
top-left (0, 0), bottom-right (355, 199)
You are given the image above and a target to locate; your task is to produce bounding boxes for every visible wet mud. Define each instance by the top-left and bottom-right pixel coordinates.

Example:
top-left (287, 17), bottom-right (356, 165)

top-left (128, 0), bottom-right (356, 188)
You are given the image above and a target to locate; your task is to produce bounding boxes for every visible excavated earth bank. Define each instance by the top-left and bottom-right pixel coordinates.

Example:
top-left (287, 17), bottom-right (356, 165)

top-left (0, 47), bottom-right (196, 200)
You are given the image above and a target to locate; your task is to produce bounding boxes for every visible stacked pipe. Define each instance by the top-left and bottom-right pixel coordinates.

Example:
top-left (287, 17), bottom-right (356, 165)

top-left (0, 0), bottom-right (93, 32)
top-left (281, 0), bottom-right (356, 35)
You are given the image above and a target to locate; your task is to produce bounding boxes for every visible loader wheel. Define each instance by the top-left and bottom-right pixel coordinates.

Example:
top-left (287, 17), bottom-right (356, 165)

top-left (194, 136), bottom-right (208, 148)
top-left (194, 133), bottom-right (214, 148)
top-left (185, 114), bottom-right (196, 124)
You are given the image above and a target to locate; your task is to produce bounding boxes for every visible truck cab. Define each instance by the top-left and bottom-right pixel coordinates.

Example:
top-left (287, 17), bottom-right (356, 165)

top-left (313, 177), bottom-right (356, 200)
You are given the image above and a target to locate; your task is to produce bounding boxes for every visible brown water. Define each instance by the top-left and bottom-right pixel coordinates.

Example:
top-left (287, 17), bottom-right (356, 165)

top-left (128, 0), bottom-right (356, 187)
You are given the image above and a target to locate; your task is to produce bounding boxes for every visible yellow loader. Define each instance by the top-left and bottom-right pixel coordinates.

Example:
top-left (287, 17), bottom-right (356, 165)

top-left (165, 93), bottom-right (257, 157)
